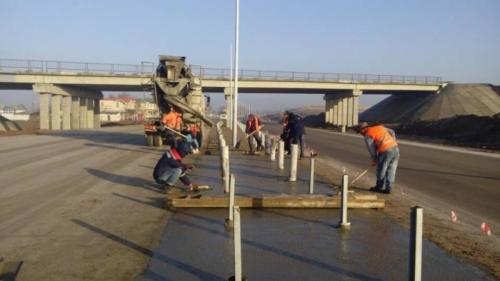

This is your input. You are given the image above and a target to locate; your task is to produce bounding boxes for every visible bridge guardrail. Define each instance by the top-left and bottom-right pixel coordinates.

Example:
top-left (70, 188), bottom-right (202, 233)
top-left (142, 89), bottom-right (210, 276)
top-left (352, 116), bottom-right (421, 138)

top-left (0, 58), bottom-right (155, 76)
top-left (0, 58), bottom-right (442, 85)
top-left (190, 65), bottom-right (442, 85)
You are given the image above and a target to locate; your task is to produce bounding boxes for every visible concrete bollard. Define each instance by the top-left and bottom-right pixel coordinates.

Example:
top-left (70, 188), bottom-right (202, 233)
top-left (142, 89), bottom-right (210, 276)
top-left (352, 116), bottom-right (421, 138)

top-left (289, 144), bottom-right (298, 182)
top-left (225, 174), bottom-right (236, 229)
top-left (265, 134), bottom-right (272, 155)
top-left (341, 125), bottom-right (346, 133)
top-left (409, 206), bottom-right (423, 281)
top-left (270, 138), bottom-right (277, 161)
top-left (223, 146), bottom-right (230, 191)
top-left (278, 140), bottom-right (285, 170)
top-left (309, 157), bottom-right (315, 194)
top-left (261, 133), bottom-right (266, 149)
top-left (339, 174), bottom-right (351, 229)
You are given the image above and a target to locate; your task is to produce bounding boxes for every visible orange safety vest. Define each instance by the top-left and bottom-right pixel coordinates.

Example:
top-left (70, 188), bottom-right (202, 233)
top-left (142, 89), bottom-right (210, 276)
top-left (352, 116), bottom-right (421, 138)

top-left (162, 112), bottom-right (181, 130)
top-left (364, 125), bottom-right (397, 153)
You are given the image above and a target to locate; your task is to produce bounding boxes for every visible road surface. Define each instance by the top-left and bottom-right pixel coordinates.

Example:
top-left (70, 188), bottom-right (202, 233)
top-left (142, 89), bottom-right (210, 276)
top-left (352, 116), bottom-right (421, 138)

top-left (0, 125), bottom-right (168, 281)
top-left (267, 124), bottom-right (500, 227)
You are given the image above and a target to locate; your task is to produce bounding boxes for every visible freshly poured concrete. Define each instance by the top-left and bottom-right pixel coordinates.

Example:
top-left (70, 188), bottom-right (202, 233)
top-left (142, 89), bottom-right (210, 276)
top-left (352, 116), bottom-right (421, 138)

top-left (140, 152), bottom-right (494, 281)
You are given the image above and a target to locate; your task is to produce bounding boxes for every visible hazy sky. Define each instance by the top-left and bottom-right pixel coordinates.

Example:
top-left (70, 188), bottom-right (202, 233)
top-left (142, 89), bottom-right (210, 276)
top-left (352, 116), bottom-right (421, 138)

top-left (1, 0), bottom-right (499, 111)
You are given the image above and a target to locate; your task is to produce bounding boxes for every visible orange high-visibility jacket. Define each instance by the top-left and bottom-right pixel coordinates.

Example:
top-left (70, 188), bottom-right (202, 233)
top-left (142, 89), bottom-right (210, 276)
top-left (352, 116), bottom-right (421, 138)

top-left (364, 125), bottom-right (397, 153)
top-left (162, 112), bottom-right (181, 130)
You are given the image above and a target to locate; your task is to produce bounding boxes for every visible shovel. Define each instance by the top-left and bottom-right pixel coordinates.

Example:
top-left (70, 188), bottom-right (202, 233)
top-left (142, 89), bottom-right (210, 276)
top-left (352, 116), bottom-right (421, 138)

top-left (235, 125), bottom-right (265, 149)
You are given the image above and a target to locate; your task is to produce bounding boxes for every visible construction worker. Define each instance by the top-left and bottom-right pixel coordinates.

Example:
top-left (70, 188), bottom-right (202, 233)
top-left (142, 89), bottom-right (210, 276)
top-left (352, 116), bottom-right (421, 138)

top-left (162, 107), bottom-right (182, 131)
top-left (358, 122), bottom-right (400, 194)
top-left (245, 113), bottom-right (263, 154)
top-left (153, 139), bottom-right (199, 191)
top-left (286, 112), bottom-right (306, 158)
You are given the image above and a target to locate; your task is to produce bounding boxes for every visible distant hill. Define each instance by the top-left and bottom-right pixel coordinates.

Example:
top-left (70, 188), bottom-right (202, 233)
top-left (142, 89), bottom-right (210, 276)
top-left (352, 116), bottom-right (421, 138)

top-left (261, 105), bottom-right (324, 123)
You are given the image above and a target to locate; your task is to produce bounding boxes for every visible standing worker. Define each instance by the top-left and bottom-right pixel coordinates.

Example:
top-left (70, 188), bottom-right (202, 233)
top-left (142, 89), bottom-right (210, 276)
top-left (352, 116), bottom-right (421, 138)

top-left (245, 113), bottom-right (263, 154)
top-left (286, 112), bottom-right (306, 158)
top-left (358, 122), bottom-right (400, 194)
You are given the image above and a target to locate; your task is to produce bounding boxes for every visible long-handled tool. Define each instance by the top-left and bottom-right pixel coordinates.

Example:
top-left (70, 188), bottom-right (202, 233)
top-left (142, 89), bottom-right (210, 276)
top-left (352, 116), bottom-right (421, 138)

top-left (164, 125), bottom-right (188, 139)
top-left (235, 125), bottom-right (265, 149)
top-left (350, 169), bottom-right (369, 185)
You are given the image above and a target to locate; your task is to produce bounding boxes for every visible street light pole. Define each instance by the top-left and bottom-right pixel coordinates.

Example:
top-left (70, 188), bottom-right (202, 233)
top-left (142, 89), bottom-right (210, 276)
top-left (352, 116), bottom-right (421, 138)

top-left (232, 0), bottom-right (240, 148)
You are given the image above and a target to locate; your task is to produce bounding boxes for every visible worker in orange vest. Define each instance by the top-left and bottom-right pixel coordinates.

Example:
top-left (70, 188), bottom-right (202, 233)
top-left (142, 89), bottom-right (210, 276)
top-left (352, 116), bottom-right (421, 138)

top-left (359, 122), bottom-right (400, 194)
top-left (162, 107), bottom-right (181, 131)
top-left (245, 113), bottom-right (263, 154)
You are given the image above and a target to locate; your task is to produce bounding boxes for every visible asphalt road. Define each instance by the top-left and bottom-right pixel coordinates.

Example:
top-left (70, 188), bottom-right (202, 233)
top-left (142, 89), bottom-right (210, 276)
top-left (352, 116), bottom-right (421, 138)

top-left (267, 124), bottom-right (500, 226)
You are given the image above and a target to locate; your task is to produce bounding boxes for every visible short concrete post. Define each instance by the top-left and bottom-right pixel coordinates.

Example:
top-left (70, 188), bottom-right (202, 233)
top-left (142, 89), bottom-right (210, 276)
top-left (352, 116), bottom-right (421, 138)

top-left (223, 146), bottom-right (230, 192)
top-left (221, 145), bottom-right (229, 178)
top-left (233, 206), bottom-right (242, 281)
top-left (261, 133), bottom-right (266, 150)
top-left (341, 125), bottom-right (346, 133)
top-left (265, 134), bottom-right (272, 155)
top-left (278, 140), bottom-right (285, 170)
top-left (270, 138), bottom-right (277, 161)
top-left (409, 206), bottom-right (423, 281)
top-left (225, 174), bottom-right (236, 229)
top-left (339, 174), bottom-right (351, 229)
top-left (309, 157), bottom-right (315, 194)
top-left (289, 144), bottom-right (298, 182)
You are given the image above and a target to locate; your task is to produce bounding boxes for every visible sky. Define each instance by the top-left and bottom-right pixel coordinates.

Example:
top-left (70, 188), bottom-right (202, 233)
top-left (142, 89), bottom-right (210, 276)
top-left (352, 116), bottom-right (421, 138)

top-left (1, 0), bottom-right (499, 112)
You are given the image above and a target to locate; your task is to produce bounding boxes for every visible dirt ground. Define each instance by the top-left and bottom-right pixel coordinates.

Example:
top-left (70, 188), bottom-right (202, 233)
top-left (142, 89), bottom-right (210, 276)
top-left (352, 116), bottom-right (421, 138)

top-left (301, 156), bottom-right (500, 279)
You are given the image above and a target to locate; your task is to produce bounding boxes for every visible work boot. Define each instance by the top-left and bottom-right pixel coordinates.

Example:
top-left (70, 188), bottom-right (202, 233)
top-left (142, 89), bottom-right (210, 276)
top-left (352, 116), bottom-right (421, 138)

top-left (381, 189), bottom-right (391, 194)
top-left (369, 187), bottom-right (382, 192)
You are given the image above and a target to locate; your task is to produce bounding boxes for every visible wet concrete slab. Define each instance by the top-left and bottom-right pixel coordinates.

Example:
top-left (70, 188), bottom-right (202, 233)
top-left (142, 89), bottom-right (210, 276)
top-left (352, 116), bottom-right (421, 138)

top-left (139, 150), bottom-right (495, 281)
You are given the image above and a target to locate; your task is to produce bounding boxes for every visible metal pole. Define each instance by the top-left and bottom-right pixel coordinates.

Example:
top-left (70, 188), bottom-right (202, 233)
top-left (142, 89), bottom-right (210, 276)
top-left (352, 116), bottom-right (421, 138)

top-left (234, 206), bottom-right (242, 281)
top-left (289, 144), bottom-right (298, 182)
top-left (278, 140), bottom-right (285, 170)
top-left (309, 157), bottom-right (315, 194)
top-left (339, 174), bottom-right (351, 229)
top-left (229, 44), bottom-right (234, 132)
top-left (409, 206), bottom-right (423, 281)
top-left (232, 0), bottom-right (240, 148)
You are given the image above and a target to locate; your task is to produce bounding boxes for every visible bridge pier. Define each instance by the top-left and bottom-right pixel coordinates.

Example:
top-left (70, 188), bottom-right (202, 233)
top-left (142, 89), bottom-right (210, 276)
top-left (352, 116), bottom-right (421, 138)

top-left (324, 89), bottom-right (362, 129)
top-left (32, 84), bottom-right (103, 131)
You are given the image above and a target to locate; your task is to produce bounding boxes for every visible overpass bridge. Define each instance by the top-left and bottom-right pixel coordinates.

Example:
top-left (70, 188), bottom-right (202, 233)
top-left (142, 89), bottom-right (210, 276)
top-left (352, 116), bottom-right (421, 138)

top-left (0, 58), bottom-right (443, 130)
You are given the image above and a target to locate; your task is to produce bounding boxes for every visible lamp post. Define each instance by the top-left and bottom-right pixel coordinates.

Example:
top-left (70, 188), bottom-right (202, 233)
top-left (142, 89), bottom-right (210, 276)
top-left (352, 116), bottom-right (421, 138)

top-left (232, 0), bottom-right (240, 148)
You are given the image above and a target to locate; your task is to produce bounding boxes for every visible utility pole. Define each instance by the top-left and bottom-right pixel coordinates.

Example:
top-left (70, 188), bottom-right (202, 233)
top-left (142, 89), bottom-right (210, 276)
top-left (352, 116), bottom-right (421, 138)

top-left (232, 0), bottom-right (240, 148)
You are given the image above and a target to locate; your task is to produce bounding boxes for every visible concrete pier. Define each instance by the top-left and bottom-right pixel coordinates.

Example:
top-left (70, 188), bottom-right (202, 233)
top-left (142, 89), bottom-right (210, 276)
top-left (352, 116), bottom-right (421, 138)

top-left (39, 93), bottom-right (50, 130)
top-left (51, 95), bottom-right (61, 130)
top-left (32, 83), bottom-right (103, 131)
top-left (62, 96), bottom-right (71, 130)
top-left (79, 98), bottom-right (87, 129)
top-left (71, 96), bottom-right (80, 129)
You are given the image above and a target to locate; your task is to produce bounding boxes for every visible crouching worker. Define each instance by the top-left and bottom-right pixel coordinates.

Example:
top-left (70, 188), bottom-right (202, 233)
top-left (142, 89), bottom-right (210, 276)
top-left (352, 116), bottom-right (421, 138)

top-left (153, 139), bottom-right (199, 192)
top-left (359, 122), bottom-right (400, 194)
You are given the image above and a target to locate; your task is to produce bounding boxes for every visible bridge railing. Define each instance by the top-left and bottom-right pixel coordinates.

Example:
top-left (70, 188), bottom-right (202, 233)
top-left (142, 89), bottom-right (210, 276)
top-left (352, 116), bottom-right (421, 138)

top-left (0, 58), bottom-right (155, 76)
top-left (190, 65), bottom-right (442, 85)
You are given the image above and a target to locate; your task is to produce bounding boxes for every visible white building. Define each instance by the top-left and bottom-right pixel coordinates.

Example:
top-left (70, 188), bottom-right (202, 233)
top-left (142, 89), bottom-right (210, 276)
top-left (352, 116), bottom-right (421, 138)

top-left (99, 98), bottom-right (159, 123)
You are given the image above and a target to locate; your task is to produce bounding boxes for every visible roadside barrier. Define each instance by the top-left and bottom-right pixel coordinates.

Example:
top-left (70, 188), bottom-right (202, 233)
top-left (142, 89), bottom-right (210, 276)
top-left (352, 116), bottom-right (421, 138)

top-left (225, 174), bottom-right (236, 229)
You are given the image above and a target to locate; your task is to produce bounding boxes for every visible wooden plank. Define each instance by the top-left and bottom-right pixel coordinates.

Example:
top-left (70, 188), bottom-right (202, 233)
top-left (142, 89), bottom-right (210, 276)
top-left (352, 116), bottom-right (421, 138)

top-left (166, 194), bottom-right (384, 209)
